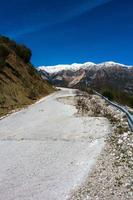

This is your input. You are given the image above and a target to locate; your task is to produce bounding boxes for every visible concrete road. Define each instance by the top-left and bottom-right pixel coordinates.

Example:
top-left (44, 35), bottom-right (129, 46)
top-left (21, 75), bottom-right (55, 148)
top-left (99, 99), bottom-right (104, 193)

top-left (0, 88), bottom-right (111, 200)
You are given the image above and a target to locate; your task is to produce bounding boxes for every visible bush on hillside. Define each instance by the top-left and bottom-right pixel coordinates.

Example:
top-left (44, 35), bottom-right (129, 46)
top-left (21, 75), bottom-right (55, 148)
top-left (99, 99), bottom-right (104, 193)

top-left (0, 94), bottom-right (6, 104)
top-left (87, 87), bottom-right (94, 95)
top-left (16, 45), bottom-right (32, 63)
top-left (129, 96), bottom-right (133, 108)
top-left (0, 44), bottom-right (9, 59)
top-left (29, 89), bottom-right (38, 100)
top-left (0, 36), bottom-right (32, 63)
top-left (102, 90), bottom-right (114, 101)
top-left (0, 36), bottom-right (10, 43)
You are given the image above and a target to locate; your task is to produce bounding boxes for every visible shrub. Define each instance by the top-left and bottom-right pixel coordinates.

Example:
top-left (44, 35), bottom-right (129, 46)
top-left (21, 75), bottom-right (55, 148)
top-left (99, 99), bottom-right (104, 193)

top-left (29, 89), bottom-right (38, 100)
top-left (129, 96), bottom-right (133, 108)
top-left (102, 90), bottom-right (114, 101)
top-left (15, 45), bottom-right (32, 63)
top-left (0, 44), bottom-right (9, 59)
top-left (0, 59), bottom-right (6, 69)
top-left (28, 64), bottom-right (38, 76)
top-left (0, 94), bottom-right (6, 104)
top-left (0, 36), bottom-right (10, 43)
top-left (87, 88), bottom-right (94, 95)
top-left (0, 36), bottom-right (32, 63)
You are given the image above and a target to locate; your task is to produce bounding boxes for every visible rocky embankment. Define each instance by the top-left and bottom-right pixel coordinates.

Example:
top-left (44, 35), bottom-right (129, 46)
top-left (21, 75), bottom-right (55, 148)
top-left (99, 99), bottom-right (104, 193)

top-left (70, 91), bottom-right (133, 200)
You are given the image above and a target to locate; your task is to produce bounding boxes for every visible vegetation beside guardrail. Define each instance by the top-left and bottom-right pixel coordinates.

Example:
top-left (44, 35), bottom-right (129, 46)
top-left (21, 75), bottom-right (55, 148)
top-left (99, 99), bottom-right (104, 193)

top-left (94, 90), bottom-right (133, 131)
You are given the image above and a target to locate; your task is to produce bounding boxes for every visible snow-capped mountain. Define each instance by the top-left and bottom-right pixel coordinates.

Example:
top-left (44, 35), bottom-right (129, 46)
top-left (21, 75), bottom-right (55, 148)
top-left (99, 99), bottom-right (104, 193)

top-left (38, 61), bottom-right (133, 97)
top-left (38, 61), bottom-right (131, 74)
top-left (39, 62), bottom-right (96, 73)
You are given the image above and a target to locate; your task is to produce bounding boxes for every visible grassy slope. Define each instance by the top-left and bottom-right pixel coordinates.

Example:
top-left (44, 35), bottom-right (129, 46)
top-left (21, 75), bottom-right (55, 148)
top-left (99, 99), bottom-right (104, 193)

top-left (0, 36), bottom-right (55, 117)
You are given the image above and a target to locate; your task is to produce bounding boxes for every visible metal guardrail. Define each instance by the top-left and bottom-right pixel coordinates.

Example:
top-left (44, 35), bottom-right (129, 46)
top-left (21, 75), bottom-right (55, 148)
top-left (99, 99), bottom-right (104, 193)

top-left (94, 91), bottom-right (133, 132)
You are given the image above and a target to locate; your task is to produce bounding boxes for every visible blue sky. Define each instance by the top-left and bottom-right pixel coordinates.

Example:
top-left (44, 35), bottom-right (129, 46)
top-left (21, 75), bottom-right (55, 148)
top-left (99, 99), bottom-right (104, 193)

top-left (0, 0), bottom-right (133, 66)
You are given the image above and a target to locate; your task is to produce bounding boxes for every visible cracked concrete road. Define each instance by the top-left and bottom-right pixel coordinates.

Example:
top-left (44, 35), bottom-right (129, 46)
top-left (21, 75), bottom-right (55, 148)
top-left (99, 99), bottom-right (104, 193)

top-left (0, 88), bottom-right (111, 200)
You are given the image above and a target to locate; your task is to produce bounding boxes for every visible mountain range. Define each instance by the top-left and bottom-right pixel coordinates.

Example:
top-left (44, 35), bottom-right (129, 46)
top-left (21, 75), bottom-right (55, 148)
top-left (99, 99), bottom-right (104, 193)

top-left (39, 61), bottom-right (133, 107)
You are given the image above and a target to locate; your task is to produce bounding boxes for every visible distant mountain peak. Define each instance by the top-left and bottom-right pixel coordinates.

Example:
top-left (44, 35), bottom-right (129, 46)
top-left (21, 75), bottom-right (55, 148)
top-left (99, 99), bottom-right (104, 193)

top-left (97, 61), bottom-right (127, 67)
top-left (38, 61), bottom-right (131, 74)
top-left (38, 62), bottom-right (96, 73)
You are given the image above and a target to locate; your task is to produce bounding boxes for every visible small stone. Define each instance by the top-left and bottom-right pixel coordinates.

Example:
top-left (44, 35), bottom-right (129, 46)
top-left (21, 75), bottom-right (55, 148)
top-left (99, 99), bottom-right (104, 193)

top-left (118, 139), bottom-right (123, 144)
top-left (123, 132), bottom-right (128, 138)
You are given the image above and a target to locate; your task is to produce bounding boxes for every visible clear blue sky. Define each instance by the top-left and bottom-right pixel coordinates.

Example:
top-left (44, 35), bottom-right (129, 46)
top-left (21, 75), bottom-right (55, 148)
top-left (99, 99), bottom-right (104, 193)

top-left (0, 0), bottom-right (133, 66)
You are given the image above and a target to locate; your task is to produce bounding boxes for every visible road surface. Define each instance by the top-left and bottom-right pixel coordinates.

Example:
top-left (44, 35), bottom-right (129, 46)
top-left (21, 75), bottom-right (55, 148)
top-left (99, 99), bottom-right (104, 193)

top-left (0, 88), bottom-right (111, 200)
